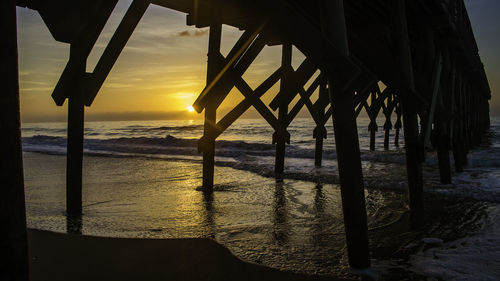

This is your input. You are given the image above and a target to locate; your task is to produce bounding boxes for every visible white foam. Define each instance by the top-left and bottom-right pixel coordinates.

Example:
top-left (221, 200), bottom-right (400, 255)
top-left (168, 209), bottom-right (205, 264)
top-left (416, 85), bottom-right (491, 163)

top-left (410, 205), bottom-right (500, 281)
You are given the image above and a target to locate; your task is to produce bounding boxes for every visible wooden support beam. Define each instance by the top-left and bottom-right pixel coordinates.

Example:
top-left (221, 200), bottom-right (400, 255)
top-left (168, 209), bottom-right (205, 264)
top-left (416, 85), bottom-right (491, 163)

top-left (394, 101), bottom-right (402, 147)
top-left (297, 76), bottom-right (323, 126)
top-left (459, 73), bottom-right (468, 166)
top-left (85, 0), bottom-right (150, 106)
top-left (314, 77), bottom-right (328, 167)
top-left (313, 75), bottom-right (330, 109)
top-left (384, 126), bottom-right (390, 150)
top-left (269, 0), bottom-right (361, 85)
top-left (435, 49), bottom-right (452, 184)
top-left (383, 94), bottom-right (395, 150)
top-left (274, 43), bottom-right (292, 180)
top-left (201, 22), bottom-right (222, 191)
top-left (193, 22), bottom-right (267, 112)
top-left (452, 70), bottom-right (464, 172)
top-left (235, 77), bottom-right (287, 138)
top-left (286, 74), bottom-right (322, 126)
top-left (51, 1), bottom-right (118, 106)
top-left (368, 90), bottom-right (378, 151)
top-left (269, 58), bottom-right (317, 111)
top-left (216, 67), bottom-right (283, 136)
top-left (66, 46), bottom-right (86, 216)
top-left (314, 131), bottom-right (325, 167)
top-left (392, 0), bottom-right (424, 219)
top-left (423, 53), bottom-right (443, 148)
top-left (198, 67), bottom-right (285, 153)
top-left (321, 0), bottom-right (370, 271)
top-left (365, 85), bottom-right (392, 151)
top-left (197, 35), bottom-right (278, 164)
top-left (1, 1), bottom-right (29, 279)
top-left (202, 105), bottom-right (216, 190)
top-left (196, 30), bottom-right (266, 115)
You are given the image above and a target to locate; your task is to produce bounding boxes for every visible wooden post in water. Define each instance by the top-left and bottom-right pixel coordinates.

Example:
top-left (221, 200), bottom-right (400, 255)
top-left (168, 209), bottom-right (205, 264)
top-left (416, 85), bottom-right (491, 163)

top-left (314, 78), bottom-right (328, 167)
top-left (392, 0), bottom-right (424, 216)
top-left (394, 101), bottom-right (402, 148)
top-left (0, 0), bottom-right (29, 279)
top-left (274, 43), bottom-right (292, 180)
top-left (66, 45), bottom-right (86, 216)
top-left (459, 74), bottom-right (469, 166)
top-left (452, 69), bottom-right (465, 172)
top-left (321, 0), bottom-right (370, 270)
top-left (202, 23), bottom-right (222, 190)
top-left (435, 49), bottom-right (452, 184)
top-left (383, 94), bottom-right (393, 150)
top-left (369, 91), bottom-right (377, 151)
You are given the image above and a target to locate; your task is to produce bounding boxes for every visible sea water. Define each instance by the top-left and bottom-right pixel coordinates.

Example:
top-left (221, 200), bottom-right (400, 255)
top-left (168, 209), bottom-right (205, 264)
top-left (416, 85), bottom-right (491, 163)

top-left (21, 117), bottom-right (500, 279)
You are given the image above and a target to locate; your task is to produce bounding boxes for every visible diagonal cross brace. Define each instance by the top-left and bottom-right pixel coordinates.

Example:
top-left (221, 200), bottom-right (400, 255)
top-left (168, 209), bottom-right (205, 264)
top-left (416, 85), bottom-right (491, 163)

top-left (234, 76), bottom-right (289, 140)
top-left (217, 67), bottom-right (283, 135)
top-left (269, 58), bottom-right (317, 111)
top-left (198, 67), bottom-right (284, 147)
top-left (51, 0), bottom-right (119, 106)
top-left (192, 22), bottom-right (267, 112)
top-left (291, 75), bottom-right (323, 127)
top-left (84, 0), bottom-right (150, 106)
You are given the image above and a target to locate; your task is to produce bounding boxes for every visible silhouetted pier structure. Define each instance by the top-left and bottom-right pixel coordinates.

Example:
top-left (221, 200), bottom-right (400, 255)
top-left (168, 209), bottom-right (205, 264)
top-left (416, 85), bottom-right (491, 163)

top-left (3, 0), bottom-right (490, 279)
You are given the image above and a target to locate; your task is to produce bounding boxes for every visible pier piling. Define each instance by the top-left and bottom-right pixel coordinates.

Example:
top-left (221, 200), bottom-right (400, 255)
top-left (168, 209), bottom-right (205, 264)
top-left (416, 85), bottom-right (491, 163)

top-left (201, 22), bottom-right (222, 191)
top-left (0, 0), bottom-right (29, 279)
top-left (322, 0), bottom-right (370, 270)
top-left (274, 43), bottom-right (292, 180)
top-left (66, 46), bottom-right (86, 216)
top-left (392, 0), bottom-right (425, 215)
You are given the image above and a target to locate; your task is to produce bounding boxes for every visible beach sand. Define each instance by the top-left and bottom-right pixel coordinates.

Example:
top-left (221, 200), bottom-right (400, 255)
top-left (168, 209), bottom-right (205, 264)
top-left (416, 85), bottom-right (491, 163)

top-left (28, 229), bottom-right (346, 281)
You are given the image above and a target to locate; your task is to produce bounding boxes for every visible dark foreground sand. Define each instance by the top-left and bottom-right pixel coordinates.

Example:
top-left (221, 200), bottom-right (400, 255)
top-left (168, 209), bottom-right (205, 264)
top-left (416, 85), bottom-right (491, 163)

top-left (28, 229), bottom-right (347, 281)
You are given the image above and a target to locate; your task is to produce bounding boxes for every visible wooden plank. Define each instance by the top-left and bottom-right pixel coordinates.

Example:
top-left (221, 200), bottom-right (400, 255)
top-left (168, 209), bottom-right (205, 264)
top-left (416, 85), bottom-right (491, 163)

top-left (85, 0), bottom-right (150, 106)
top-left (51, 1), bottom-right (118, 106)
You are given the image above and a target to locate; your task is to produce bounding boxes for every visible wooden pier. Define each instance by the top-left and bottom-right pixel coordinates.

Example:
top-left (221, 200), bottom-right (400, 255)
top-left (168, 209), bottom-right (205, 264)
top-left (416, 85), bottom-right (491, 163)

top-left (4, 0), bottom-right (491, 279)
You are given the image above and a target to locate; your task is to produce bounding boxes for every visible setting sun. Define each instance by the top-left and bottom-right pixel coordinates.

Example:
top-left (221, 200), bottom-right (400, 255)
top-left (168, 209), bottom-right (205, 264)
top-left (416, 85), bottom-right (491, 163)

top-left (187, 105), bottom-right (195, 112)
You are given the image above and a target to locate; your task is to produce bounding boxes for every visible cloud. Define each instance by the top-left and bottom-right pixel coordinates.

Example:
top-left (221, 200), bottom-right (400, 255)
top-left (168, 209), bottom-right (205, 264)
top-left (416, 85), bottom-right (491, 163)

top-left (176, 29), bottom-right (209, 37)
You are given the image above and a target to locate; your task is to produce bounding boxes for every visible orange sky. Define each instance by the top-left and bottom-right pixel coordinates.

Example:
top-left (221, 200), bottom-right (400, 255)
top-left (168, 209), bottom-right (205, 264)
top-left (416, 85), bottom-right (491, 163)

top-left (17, 1), bottom-right (308, 122)
top-left (16, 0), bottom-right (500, 122)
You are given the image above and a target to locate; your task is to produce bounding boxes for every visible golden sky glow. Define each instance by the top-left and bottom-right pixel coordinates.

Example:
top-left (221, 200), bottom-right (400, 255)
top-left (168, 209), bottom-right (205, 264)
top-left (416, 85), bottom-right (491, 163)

top-left (16, 0), bottom-right (500, 122)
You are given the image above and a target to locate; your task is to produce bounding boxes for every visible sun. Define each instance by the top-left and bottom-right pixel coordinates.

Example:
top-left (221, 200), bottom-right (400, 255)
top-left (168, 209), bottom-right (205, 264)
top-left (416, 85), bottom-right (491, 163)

top-left (187, 105), bottom-right (195, 112)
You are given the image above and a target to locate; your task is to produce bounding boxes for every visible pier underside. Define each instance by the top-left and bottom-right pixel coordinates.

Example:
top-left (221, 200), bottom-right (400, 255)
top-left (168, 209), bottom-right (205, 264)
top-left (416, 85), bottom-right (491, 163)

top-left (5, 0), bottom-right (492, 279)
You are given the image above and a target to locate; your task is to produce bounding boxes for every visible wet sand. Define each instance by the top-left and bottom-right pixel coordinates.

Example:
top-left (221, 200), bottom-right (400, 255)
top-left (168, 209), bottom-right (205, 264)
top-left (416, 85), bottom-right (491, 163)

top-left (28, 229), bottom-right (345, 281)
top-left (23, 152), bottom-right (497, 280)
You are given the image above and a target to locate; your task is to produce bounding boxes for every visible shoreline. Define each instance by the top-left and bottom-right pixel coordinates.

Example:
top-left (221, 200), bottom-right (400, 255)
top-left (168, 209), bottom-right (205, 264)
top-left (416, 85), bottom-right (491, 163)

top-left (23, 151), bottom-right (499, 280)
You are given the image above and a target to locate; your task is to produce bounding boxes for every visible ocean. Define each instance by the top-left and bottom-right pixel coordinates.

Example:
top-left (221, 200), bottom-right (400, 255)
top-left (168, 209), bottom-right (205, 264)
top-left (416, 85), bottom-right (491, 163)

top-left (21, 116), bottom-right (500, 280)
